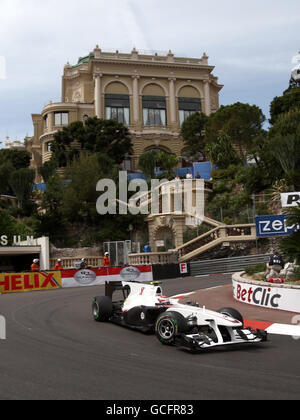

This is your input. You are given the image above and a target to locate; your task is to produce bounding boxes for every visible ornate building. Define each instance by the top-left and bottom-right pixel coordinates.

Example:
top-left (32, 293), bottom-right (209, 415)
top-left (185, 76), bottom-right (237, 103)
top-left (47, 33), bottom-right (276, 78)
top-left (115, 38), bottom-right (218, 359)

top-left (27, 46), bottom-right (223, 180)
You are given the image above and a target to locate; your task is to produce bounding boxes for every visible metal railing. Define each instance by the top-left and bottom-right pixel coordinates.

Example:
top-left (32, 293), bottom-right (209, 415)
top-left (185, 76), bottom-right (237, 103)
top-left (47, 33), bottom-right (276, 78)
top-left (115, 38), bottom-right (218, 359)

top-left (189, 254), bottom-right (271, 276)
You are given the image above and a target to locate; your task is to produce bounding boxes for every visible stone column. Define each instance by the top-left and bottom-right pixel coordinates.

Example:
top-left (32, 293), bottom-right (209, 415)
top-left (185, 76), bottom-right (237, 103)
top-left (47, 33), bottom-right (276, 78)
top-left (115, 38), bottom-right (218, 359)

top-left (203, 79), bottom-right (211, 116)
top-left (94, 74), bottom-right (102, 118)
top-left (132, 75), bottom-right (140, 123)
top-left (168, 77), bottom-right (176, 123)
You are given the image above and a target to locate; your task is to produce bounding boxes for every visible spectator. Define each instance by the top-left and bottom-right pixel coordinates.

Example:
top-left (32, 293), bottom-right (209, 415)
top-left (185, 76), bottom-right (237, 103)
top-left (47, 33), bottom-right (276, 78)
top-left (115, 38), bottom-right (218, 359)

top-left (103, 252), bottom-right (111, 267)
top-left (54, 259), bottom-right (63, 270)
top-left (195, 172), bottom-right (201, 179)
top-left (266, 251), bottom-right (284, 274)
top-left (80, 258), bottom-right (93, 269)
top-left (144, 244), bottom-right (151, 253)
top-left (31, 259), bottom-right (40, 272)
top-left (186, 169), bottom-right (193, 179)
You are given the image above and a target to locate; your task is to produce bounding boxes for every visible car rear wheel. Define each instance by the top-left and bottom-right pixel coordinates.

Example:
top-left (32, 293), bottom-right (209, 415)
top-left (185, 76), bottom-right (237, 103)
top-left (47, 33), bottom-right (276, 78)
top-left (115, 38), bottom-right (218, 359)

top-left (92, 296), bottom-right (113, 322)
top-left (217, 307), bottom-right (244, 325)
top-left (155, 311), bottom-right (188, 345)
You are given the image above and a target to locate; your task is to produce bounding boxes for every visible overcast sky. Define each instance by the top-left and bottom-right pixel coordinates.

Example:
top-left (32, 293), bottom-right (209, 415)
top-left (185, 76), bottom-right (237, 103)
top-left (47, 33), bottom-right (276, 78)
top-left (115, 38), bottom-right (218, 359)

top-left (0, 0), bottom-right (299, 145)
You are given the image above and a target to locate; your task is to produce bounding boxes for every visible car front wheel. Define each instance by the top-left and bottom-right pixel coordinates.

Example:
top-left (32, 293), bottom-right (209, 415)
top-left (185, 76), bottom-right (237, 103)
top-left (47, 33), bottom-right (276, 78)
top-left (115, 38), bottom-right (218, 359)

top-left (155, 311), bottom-right (188, 345)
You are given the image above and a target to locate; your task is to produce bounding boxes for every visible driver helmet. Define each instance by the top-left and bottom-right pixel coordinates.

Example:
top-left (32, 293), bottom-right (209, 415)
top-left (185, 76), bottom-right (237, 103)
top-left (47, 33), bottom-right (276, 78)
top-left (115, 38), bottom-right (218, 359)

top-left (33, 259), bottom-right (39, 264)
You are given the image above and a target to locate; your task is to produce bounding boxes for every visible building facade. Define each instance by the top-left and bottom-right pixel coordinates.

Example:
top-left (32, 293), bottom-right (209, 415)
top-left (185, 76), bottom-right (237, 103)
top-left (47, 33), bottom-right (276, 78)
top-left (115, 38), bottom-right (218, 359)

top-left (28, 46), bottom-right (223, 180)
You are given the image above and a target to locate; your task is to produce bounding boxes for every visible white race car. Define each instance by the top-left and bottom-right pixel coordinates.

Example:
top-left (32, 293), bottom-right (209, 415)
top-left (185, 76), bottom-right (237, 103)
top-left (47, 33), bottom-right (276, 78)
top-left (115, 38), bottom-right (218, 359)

top-left (92, 281), bottom-right (267, 351)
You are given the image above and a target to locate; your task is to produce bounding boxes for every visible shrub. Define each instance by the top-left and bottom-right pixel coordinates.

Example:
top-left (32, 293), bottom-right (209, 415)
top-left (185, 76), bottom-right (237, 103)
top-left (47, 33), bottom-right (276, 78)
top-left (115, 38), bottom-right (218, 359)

top-left (245, 264), bottom-right (266, 276)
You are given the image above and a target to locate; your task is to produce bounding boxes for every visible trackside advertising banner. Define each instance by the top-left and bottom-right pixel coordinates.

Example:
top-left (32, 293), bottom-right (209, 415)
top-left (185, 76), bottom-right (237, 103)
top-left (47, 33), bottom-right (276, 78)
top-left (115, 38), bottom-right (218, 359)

top-left (0, 272), bottom-right (62, 294)
top-left (233, 278), bottom-right (300, 313)
top-left (61, 266), bottom-right (153, 288)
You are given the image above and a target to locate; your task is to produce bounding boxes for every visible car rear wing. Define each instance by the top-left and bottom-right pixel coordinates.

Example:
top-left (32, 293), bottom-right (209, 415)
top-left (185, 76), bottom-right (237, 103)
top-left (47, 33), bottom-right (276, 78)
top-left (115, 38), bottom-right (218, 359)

top-left (105, 281), bottom-right (130, 300)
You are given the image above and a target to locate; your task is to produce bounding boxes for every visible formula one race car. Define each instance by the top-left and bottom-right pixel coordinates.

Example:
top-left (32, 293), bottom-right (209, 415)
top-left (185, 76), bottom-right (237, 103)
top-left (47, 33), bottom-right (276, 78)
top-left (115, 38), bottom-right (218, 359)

top-left (92, 281), bottom-right (267, 352)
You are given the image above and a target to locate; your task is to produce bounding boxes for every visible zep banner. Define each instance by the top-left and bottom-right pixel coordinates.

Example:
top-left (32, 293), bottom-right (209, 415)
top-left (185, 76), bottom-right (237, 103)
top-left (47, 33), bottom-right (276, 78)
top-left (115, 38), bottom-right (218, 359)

top-left (0, 272), bottom-right (62, 294)
top-left (256, 215), bottom-right (300, 237)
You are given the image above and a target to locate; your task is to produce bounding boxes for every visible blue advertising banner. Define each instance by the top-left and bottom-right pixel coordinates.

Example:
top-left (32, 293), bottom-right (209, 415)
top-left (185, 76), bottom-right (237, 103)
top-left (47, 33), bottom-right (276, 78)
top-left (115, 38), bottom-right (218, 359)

top-left (256, 215), bottom-right (300, 238)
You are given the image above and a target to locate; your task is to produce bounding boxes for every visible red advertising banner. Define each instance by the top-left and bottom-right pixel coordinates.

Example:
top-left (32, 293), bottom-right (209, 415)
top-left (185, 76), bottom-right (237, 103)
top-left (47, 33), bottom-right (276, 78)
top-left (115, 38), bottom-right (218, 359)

top-left (61, 265), bottom-right (153, 288)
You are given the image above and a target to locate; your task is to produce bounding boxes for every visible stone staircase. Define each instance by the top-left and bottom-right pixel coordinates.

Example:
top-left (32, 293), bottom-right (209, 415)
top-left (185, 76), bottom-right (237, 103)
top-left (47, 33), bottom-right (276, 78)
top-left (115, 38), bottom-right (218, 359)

top-left (176, 223), bottom-right (257, 262)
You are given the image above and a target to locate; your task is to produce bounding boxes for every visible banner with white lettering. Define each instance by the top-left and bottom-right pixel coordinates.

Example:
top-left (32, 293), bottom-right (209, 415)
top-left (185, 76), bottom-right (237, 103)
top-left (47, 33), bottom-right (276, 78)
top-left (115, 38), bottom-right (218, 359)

top-left (281, 192), bottom-right (300, 208)
top-left (255, 215), bottom-right (300, 237)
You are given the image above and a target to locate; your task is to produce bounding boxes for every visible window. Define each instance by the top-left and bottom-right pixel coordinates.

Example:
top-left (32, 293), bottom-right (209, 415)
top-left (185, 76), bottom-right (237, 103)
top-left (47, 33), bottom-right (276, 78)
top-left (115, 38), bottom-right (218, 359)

top-left (54, 112), bottom-right (69, 126)
top-left (44, 115), bottom-right (48, 129)
top-left (178, 97), bottom-right (201, 126)
top-left (105, 94), bottom-right (130, 125)
top-left (142, 96), bottom-right (166, 126)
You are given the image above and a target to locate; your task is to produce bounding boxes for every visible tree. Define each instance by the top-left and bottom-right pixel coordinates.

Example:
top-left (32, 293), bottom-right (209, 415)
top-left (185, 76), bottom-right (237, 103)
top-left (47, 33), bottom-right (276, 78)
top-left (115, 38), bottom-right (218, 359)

top-left (51, 117), bottom-right (133, 167)
top-left (0, 149), bottom-right (31, 170)
top-left (8, 168), bottom-right (35, 212)
top-left (205, 132), bottom-right (241, 169)
top-left (81, 117), bottom-right (132, 163)
top-left (205, 102), bottom-right (265, 162)
top-left (180, 112), bottom-right (208, 159)
top-left (157, 152), bottom-right (179, 178)
top-left (61, 153), bottom-right (118, 224)
top-left (0, 161), bottom-right (14, 194)
top-left (270, 86), bottom-right (300, 125)
top-left (268, 110), bottom-right (300, 190)
top-left (138, 150), bottom-right (159, 179)
top-left (38, 160), bottom-right (58, 183)
top-left (0, 210), bottom-right (16, 239)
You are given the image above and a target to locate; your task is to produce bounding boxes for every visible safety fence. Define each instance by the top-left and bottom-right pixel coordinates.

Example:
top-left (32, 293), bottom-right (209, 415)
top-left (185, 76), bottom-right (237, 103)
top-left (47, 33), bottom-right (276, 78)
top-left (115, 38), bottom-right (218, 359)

top-left (189, 254), bottom-right (271, 276)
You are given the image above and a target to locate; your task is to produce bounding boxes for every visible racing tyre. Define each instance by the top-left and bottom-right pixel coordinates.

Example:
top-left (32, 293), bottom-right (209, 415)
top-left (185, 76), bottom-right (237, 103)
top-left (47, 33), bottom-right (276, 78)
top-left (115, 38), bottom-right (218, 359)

top-left (217, 307), bottom-right (244, 325)
top-left (92, 296), bottom-right (113, 322)
top-left (155, 311), bottom-right (188, 345)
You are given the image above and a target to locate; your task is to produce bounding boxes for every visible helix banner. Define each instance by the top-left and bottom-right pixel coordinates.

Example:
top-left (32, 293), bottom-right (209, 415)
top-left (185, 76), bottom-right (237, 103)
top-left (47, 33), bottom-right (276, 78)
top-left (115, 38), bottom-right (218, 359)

top-left (0, 271), bottom-right (62, 294)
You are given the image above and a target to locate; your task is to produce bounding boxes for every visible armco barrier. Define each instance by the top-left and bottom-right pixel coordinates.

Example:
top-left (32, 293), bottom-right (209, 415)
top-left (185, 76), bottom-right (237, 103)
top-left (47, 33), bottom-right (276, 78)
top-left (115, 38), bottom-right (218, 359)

top-left (190, 254), bottom-right (271, 276)
top-left (232, 272), bottom-right (300, 313)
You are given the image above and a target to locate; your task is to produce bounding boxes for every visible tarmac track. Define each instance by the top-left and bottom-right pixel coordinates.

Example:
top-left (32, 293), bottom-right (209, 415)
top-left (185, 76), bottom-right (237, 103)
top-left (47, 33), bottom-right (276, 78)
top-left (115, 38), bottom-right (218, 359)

top-left (0, 274), bottom-right (300, 400)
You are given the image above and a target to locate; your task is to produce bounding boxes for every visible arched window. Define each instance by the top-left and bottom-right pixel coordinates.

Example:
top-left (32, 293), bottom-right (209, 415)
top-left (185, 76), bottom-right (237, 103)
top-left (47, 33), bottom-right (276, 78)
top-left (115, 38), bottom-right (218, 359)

top-left (105, 94), bottom-right (130, 125)
top-left (178, 86), bottom-right (202, 126)
top-left (142, 96), bottom-right (166, 126)
top-left (178, 97), bottom-right (202, 126)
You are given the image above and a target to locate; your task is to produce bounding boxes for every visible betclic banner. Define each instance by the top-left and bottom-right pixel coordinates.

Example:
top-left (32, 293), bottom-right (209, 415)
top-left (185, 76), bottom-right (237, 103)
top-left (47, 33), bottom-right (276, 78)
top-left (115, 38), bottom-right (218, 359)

top-left (0, 271), bottom-right (62, 294)
top-left (233, 277), bottom-right (300, 313)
